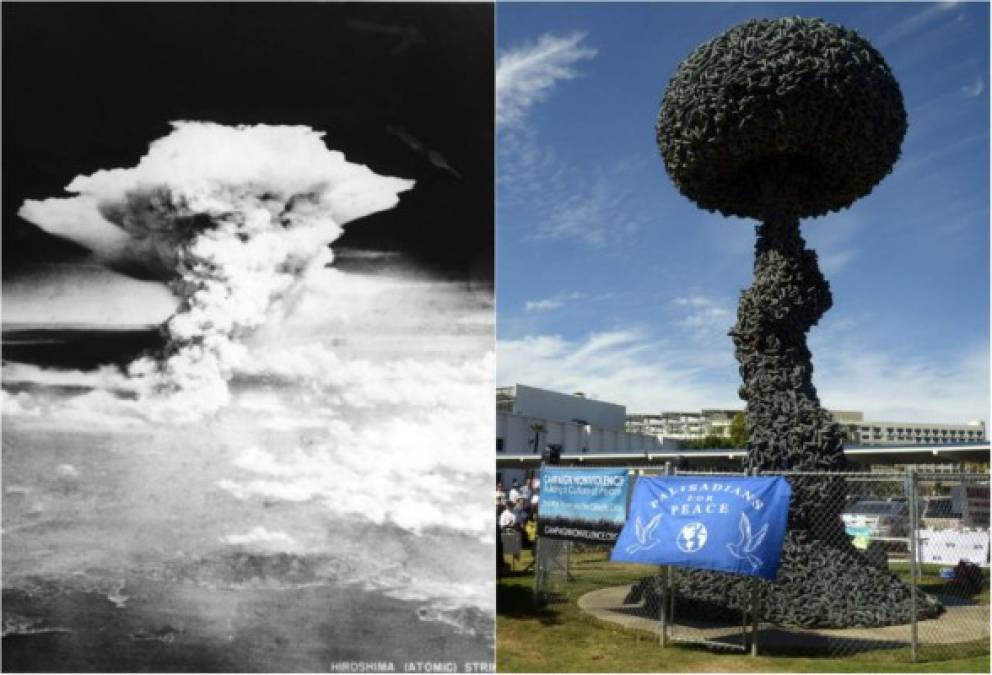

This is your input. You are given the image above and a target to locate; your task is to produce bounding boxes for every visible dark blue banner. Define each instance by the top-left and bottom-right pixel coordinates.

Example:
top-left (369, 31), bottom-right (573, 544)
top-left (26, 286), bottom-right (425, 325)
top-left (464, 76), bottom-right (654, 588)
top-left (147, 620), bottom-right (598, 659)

top-left (538, 468), bottom-right (629, 544)
top-left (611, 476), bottom-right (791, 580)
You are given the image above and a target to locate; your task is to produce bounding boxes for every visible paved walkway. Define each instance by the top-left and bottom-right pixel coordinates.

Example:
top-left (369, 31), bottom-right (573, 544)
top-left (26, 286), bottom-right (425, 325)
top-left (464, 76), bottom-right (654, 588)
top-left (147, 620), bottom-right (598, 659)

top-left (578, 585), bottom-right (989, 651)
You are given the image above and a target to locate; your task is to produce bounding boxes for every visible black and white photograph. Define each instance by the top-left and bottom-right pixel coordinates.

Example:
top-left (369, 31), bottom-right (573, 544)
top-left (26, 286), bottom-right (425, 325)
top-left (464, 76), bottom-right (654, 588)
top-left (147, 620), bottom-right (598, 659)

top-left (2, 2), bottom-right (494, 671)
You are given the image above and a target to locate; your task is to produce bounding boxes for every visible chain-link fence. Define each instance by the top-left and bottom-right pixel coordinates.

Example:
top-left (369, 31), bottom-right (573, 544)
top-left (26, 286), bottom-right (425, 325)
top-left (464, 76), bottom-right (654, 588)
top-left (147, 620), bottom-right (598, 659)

top-left (912, 472), bottom-right (990, 661)
top-left (531, 466), bottom-right (989, 662)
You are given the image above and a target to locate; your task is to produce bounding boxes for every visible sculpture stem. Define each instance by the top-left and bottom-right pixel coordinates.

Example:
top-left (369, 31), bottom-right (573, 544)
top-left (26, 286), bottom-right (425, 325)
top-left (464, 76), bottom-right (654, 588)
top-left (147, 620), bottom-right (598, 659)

top-left (730, 215), bottom-right (850, 542)
top-left (731, 216), bottom-right (844, 474)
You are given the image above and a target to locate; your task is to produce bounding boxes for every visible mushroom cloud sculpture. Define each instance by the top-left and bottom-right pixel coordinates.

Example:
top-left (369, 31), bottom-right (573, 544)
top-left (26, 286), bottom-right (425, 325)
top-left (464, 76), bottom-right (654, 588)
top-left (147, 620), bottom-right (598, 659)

top-left (652, 17), bottom-right (940, 627)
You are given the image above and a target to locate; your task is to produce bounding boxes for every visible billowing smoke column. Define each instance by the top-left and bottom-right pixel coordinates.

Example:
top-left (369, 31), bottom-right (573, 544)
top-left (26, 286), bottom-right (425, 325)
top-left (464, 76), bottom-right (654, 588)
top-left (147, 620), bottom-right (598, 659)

top-left (19, 122), bottom-right (413, 415)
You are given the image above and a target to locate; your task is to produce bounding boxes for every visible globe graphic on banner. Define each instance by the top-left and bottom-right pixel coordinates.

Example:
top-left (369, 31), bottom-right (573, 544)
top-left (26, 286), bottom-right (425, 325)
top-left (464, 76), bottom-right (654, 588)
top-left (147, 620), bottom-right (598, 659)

top-left (677, 522), bottom-right (708, 553)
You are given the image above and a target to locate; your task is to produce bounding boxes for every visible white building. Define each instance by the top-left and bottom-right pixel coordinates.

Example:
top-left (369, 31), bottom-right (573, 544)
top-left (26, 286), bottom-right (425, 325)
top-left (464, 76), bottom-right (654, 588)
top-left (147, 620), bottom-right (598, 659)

top-left (627, 408), bottom-right (986, 447)
top-left (626, 409), bottom-right (741, 441)
top-left (842, 419), bottom-right (986, 446)
top-left (497, 384), bottom-right (667, 457)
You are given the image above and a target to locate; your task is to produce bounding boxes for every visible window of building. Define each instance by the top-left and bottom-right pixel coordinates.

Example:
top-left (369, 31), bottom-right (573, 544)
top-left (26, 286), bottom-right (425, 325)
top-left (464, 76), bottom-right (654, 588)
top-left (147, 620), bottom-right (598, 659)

top-left (496, 438), bottom-right (504, 453)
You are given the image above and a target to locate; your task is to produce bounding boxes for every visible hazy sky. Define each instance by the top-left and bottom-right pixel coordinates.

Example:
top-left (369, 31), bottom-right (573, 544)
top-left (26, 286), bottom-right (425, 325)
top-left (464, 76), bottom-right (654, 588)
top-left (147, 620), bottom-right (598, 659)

top-left (496, 2), bottom-right (990, 424)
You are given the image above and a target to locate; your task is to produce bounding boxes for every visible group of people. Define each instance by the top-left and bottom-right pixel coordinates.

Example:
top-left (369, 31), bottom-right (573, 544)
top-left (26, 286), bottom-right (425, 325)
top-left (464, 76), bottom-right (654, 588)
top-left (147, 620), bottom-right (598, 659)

top-left (496, 476), bottom-right (539, 574)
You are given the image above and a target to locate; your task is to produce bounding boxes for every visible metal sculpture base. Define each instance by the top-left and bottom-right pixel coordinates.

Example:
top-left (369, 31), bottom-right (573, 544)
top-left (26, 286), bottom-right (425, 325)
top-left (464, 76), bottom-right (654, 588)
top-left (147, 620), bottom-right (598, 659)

top-left (630, 531), bottom-right (942, 628)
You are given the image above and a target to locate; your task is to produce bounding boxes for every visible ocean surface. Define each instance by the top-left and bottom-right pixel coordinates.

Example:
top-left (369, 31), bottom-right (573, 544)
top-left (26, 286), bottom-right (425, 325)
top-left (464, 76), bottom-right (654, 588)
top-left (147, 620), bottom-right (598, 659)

top-left (2, 256), bottom-right (495, 671)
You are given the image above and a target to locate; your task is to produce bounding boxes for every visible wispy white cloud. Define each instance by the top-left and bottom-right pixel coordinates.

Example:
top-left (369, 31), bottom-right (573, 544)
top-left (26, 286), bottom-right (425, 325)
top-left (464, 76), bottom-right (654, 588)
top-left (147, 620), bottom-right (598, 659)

top-left (524, 291), bottom-right (585, 313)
top-left (525, 160), bottom-right (650, 247)
top-left (497, 32), bottom-right (650, 249)
top-left (498, 125), bottom-right (567, 204)
top-left (496, 32), bottom-right (594, 214)
top-left (497, 329), bottom-right (738, 412)
top-left (812, 336), bottom-right (988, 425)
top-left (804, 213), bottom-right (863, 275)
top-left (496, 32), bottom-right (596, 129)
top-left (877, 2), bottom-right (958, 46)
top-left (525, 298), bottom-right (563, 313)
top-left (818, 249), bottom-right (858, 276)
top-left (899, 132), bottom-right (991, 173)
top-left (961, 76), bottom-right (984, 98)
top-left (497, 325), bottom-right (988, 425)
top-left (673, 296), bottom-right (733, 336)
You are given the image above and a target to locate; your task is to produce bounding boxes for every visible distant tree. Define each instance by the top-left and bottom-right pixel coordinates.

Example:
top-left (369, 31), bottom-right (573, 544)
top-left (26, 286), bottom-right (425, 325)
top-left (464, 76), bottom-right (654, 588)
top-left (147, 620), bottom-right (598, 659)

top-left (677, 416), bottom-right (747, 450)
top-left (729, 413), bottom-right (747, 448)
top-left (679, 435), bottom-right (738, 450)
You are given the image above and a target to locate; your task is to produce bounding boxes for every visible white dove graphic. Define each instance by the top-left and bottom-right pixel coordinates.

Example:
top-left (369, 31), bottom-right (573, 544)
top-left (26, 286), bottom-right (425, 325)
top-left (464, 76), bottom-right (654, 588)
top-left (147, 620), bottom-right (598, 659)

top-left (726, 512), bottom-right (768, 569)
top-left (625, 513), bottom-right (663, 554)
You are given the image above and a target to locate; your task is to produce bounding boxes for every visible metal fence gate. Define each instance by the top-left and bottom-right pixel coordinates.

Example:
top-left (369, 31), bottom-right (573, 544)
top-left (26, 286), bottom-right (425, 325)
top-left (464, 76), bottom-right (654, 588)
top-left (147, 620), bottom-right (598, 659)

top-left (533, 536), bottom-right (571, 605)
top-left (912, 472), bottom-right (990, 661)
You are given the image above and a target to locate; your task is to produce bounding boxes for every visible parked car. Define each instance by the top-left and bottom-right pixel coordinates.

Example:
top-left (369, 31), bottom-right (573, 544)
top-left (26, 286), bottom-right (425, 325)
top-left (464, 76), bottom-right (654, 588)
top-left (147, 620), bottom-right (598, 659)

top-left (920, 497), bottom-right (963, 530)
top-left (842, 499), bottom-right (910, 538)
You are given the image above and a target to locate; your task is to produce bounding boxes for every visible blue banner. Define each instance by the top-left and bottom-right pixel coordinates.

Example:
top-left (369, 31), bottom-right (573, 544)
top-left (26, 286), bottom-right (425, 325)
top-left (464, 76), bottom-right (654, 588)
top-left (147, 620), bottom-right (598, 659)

top-left (538, 468), bottom-right (629, 544)
top-left (611, 476), bottom-right (791, 580)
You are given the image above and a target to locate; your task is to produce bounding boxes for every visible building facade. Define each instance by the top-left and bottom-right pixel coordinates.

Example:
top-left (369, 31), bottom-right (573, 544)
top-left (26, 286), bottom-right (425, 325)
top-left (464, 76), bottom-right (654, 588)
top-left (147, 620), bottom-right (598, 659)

top-left (496, 384), bottom-right (671, 488)
top-left (842, 419), bottom-right (986, 445)
top-left (496, 385), bottom-right (667, 457)
top-left (627, 408), bottom-right (986, 446)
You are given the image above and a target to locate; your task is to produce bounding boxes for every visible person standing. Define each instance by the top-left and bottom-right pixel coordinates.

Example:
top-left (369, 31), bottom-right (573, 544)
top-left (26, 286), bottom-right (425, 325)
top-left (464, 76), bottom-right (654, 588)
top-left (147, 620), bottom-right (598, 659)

top-left (511, 497), bottom-right (529, 529)
top-left (519, 478), bottom-right (532, 502)
top-left (498, 502), bottom-right (517, 530)
top-left (508, 479), bottom-right (521, 504)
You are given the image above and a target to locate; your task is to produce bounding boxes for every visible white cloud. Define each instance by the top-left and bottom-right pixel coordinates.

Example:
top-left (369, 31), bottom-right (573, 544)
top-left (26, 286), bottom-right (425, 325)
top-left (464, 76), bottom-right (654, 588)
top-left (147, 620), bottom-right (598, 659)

top-left (497, 32), bottom-right (647, 249)
top-left (498, 327), bottom-right (989, 426)
top-left (496, 32), bottom-right (596, 129)
top-left (818, 249), bottom-right (857, 276)
top-left (878, 2), bottom-right (958, 46)
top-left (525, 298), bottom-right (563, 313)
top-left (526, 161), bottom-right (649, 247)
top-left (673, 296), bottom-right (733, 336)
top-left (961, 76), bottom-right (984, 98)
top-left (3, 264), bottom-right (176, 328)
top-left (525, 291), bottom-right (586, 313)
top-left (804, 213), bottom-right (863, 275)
top-left (497, 329), bottom-right (739, 412)
top-left (812, 337), bottom-right (989, 425)
top-left (221, 527), bottom-right (299, 550)
top-left (1, 391), bottom-right (42, 418)
top-left (899, 132), bottom-right (990, 173)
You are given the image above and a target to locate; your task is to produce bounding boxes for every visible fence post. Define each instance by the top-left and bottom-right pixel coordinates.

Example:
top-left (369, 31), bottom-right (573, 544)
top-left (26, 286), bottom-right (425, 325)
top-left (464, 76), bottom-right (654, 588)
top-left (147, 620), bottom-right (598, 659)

top-left (750, 578), bottom-right (760, 657)
top-left (667, 565), bottom-right (675, 641)
top-left (659, 461), bottom-right (673, 647)
top-left (748, 466), bottom-right (760, 657)
top-left (565, 540), bottom-right (573, 582)
top-left (907, 466), bottom-right (919, 662)
top-left (659, 566), bottom-right (668, 648)
top-left (532, 462), bottom-right (545, 609)
top-left (532, 535), bottom-right (543, 609)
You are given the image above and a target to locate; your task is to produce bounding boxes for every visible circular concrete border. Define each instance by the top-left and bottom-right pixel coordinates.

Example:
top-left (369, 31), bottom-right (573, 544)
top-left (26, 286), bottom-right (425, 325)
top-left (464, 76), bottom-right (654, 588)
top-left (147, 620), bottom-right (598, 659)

top-left (578, 585), bottom-right (989, 649)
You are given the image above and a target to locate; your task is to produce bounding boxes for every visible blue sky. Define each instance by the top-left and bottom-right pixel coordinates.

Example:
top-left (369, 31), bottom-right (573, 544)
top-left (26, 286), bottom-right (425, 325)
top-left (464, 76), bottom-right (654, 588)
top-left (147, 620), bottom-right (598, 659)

top-left (496, 2), bottom-right (990, 424)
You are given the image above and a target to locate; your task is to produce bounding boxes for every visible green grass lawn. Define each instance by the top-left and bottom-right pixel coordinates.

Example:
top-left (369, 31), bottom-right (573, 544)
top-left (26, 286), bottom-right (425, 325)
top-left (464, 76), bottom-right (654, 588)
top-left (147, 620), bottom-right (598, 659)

top-left (497, 549), bottom-right (990, 672)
